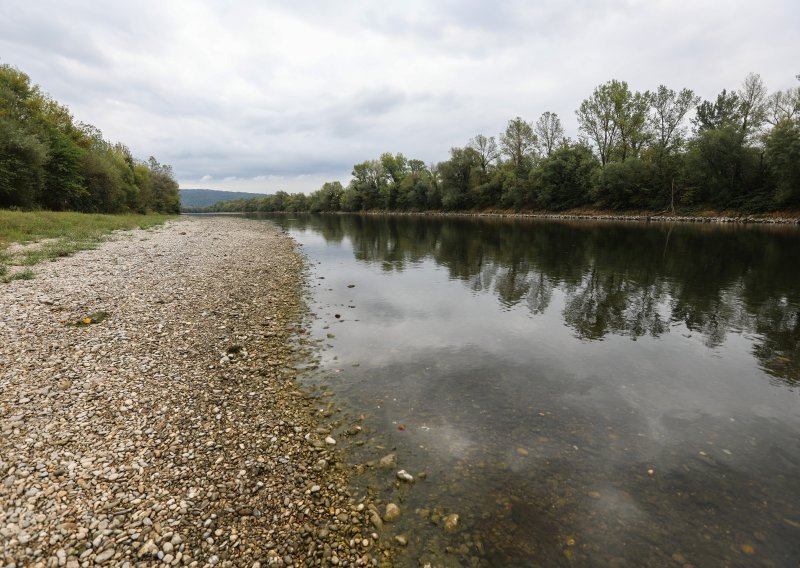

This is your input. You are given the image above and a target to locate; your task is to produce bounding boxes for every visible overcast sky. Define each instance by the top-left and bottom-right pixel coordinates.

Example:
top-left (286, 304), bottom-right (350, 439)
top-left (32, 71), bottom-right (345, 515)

top-left (1, 0), bottom-right (797, 194)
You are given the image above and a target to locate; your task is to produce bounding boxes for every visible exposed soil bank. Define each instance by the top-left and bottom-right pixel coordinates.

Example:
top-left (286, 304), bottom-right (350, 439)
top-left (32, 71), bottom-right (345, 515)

top-left (0, 217), bottom-right (390, 567)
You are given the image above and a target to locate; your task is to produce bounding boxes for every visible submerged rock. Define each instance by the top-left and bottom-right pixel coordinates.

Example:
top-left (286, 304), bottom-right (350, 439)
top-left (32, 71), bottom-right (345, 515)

top-left (383, 503), bottom-right (401, 522)
top-left (396, 469), bottom-right (414, 483)
top-left (443, 513), bottom-right (460, 533)
top-left (378, 453), bottom-right (397, 469)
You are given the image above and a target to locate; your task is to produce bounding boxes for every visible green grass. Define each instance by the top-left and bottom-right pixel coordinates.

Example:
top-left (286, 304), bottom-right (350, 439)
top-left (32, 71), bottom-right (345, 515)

top-left (0, 267), bottom-right (34, 283)
top-left (0, 210), bottom-right (177, 281)
top-left (0, 210), bottom-right (174, 247)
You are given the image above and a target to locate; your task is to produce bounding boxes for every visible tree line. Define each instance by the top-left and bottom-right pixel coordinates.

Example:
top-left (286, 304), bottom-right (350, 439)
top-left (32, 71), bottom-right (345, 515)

top-left (0, 65), bottom-right (180, 213)
top-left (199, 72), bottom-right (799, 215)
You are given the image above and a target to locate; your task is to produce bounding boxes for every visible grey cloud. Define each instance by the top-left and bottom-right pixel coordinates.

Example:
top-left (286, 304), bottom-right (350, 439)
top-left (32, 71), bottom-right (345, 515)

top-left (2, 0), bottom-right (798, 194)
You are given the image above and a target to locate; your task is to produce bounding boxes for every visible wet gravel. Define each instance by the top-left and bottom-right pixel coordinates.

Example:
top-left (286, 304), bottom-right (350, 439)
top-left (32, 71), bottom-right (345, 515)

top-left (0, 217), bottom-right (390, 568)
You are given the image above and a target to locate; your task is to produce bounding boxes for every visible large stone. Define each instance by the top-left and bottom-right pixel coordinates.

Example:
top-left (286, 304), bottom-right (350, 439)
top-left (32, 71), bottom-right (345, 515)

top-left (383, 503), bottom-right (400, 522)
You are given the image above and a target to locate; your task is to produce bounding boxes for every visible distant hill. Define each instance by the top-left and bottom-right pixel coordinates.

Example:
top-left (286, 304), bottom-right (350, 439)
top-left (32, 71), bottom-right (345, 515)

top-left (180, 189), bottom-right (273, 209)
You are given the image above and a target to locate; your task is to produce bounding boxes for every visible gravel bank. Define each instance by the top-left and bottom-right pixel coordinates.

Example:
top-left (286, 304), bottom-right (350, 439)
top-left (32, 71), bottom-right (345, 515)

top-left (349, 210), bottom-right (800, 225)
top-left (0, 217), bottom-right (387, 567)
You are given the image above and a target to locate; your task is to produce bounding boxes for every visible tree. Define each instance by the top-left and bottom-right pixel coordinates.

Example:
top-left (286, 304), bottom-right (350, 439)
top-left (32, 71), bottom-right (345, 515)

top-left (765, 87), bottom-right (800, 126)
top-left (500, 117), bottom-right (537, 171)
top-left (438, 146), bottom-right (480, 210)
top-left (533, 143), bottom-right (599, 210)
top-left (684, 127), bottom-right (765, 209)
top-left (146, 156), bottom-right (180, 214)
top-left (379, 152), bottom-right (408, 184)
top-left (764, 118), bottom-right (800, 206)
top-left (592, 158), bottom-right (657, 210)
top-left (577, 81), bottom-right (619, 166)
top-left (309, 181), bottom-right (343, 212)
top-left (468, 134), bottom-right (500, 175)
top-left (737, 72), bottom-right (768, 142)
top-left (693, 89), bottom-right (743, 132)
top-left (611, 82), bottom-right (651, 162)
top-left (650, 85), bottom-right (699, 156)
top-left (694, 74), bottom-right (767, 144)
top-left (397, 166), bottom-right (434, 210)
top-left (0, 117), bottom-right (48, 208)
top-left (534, 111), bottom-right (565, 158)
top-left (350, 159), bottom-right (386, 210)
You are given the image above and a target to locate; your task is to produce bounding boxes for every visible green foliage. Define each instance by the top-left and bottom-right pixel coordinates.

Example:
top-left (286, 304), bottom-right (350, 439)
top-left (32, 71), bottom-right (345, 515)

top-left (309, 181), bottom-right (343, 212)
top-left (694, 90), bottom-right (743, 132)
top-left (500, 117), bottom-right (537, 172)
top-left (577, 79), bottom-right (652, 165)
top-left (534, 112), bottom-right (566, 158)
top-left (0, 117), bottom-right (48, 208)
top-left (439, 147), bottom-right (480, 210)
top-left (534, 144), bottom-right (599, 210)
top-left (592, 158), bottom-right (656, 210)
top-left (1, 268), bottom-right (34, 283)
top-left (0, 63), bottom-right (179, 214)
top-left (765, 118), bottom-right (800, 207)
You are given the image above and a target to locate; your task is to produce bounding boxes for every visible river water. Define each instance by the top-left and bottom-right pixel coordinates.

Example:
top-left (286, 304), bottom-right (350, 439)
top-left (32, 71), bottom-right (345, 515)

top-left (271, 214), bottom-right (800, 567)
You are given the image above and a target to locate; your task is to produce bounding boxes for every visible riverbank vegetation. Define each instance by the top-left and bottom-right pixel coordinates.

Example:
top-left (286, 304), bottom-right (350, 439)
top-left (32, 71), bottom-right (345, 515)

top-left (195, 72), bottom-right (800, 215)
top-left (0, 64), bottom-right (180, 213)
top-left (0, 210), bottom-right (174, 281)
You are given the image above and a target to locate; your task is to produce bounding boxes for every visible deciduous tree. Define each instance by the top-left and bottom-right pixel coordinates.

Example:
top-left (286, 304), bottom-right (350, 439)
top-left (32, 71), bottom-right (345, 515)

top-left (534, 112), bottom-right (566, 158)
top-left (500, 117), bottom-right (537, 171)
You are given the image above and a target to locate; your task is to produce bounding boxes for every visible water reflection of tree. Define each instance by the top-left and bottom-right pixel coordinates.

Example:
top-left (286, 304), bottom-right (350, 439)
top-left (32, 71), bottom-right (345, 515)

top-left (752, 298), bottom-right (800, 384)
top-left (280, 214), bottom-right (800, 385)
top-left (563, 269), bottom-right (669, 340)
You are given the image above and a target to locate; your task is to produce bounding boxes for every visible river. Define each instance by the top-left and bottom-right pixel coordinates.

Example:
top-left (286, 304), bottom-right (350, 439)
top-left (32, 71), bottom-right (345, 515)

top-left (271, 214), bottom-right (800, 567)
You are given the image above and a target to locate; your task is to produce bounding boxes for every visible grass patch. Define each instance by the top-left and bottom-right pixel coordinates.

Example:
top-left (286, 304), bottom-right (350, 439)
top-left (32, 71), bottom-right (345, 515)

top-left (0, 210), bottom-right (176, 280)
top-left (20, 240), bottom-right (99, 265)
top-left (1, 268), bottom-right (34, 283)
top-left (0, 210), bottom-right (175, 248)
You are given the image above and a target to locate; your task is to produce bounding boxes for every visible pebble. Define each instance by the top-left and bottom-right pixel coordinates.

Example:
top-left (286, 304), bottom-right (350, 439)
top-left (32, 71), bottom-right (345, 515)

top-left (443, 513), bottom-right (460, 533)
top-left (94, 549), bottom-right (115, 563)
top-left (396, 469), bottom-right (414, 483)
top-left (0, 218), bottom-right (388, 567)
top-left (383, 503), bottom-right (401, 522)
top-left (378, 453), bottom-right (396, 469)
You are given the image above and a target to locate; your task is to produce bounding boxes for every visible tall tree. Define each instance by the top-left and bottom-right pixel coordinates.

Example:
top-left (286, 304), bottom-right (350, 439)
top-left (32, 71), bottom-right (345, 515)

top-left (764, 118), bottom-right (800, 206)
top-left (534, 143), bottom-right (599, 210)
top-left (737, 72), bottom-right (768, 143)
top-left (468, 134), bottom-right (500, 175)
top-left (534, 112), bottom-right (565, 158)
top-left (693, 89), bottom-right (743, 132)
top-left (439, 146), bottom-right (480, 210)
top-left (576, 81), bottom-right (619, 166)
top-left (350, 159), bottom-right (386, 210)
top-left (765, 86), bottom-right (800, 126)
top-left (611, 82), bottom-right (651, 162)
top-left (379, 152), bottom-right (408, 184)
top-left (650, 86), bottom-right (699, 156)
top-left (500, 117), bottom-right (537, 170)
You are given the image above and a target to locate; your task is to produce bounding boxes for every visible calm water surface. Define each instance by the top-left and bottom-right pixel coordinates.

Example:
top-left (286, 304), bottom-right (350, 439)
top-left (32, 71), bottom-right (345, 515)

top-left (272, 215), bottom-right (800, 567)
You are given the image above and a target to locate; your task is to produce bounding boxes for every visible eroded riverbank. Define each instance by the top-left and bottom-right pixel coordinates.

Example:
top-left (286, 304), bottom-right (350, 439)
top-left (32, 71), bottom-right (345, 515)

top-left (0, 217), bottom-right (393, 567)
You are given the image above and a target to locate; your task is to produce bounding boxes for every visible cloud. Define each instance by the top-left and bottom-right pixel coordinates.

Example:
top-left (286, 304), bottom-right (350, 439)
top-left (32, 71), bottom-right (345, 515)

top-left (1, 0), bottom-right (798, 193)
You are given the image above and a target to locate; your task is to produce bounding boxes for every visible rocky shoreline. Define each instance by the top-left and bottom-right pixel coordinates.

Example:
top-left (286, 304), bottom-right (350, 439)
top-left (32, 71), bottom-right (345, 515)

top-left (328, 210), bottom-right (800, 225)
top-left (0, 217), bottom-right (392, 567)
